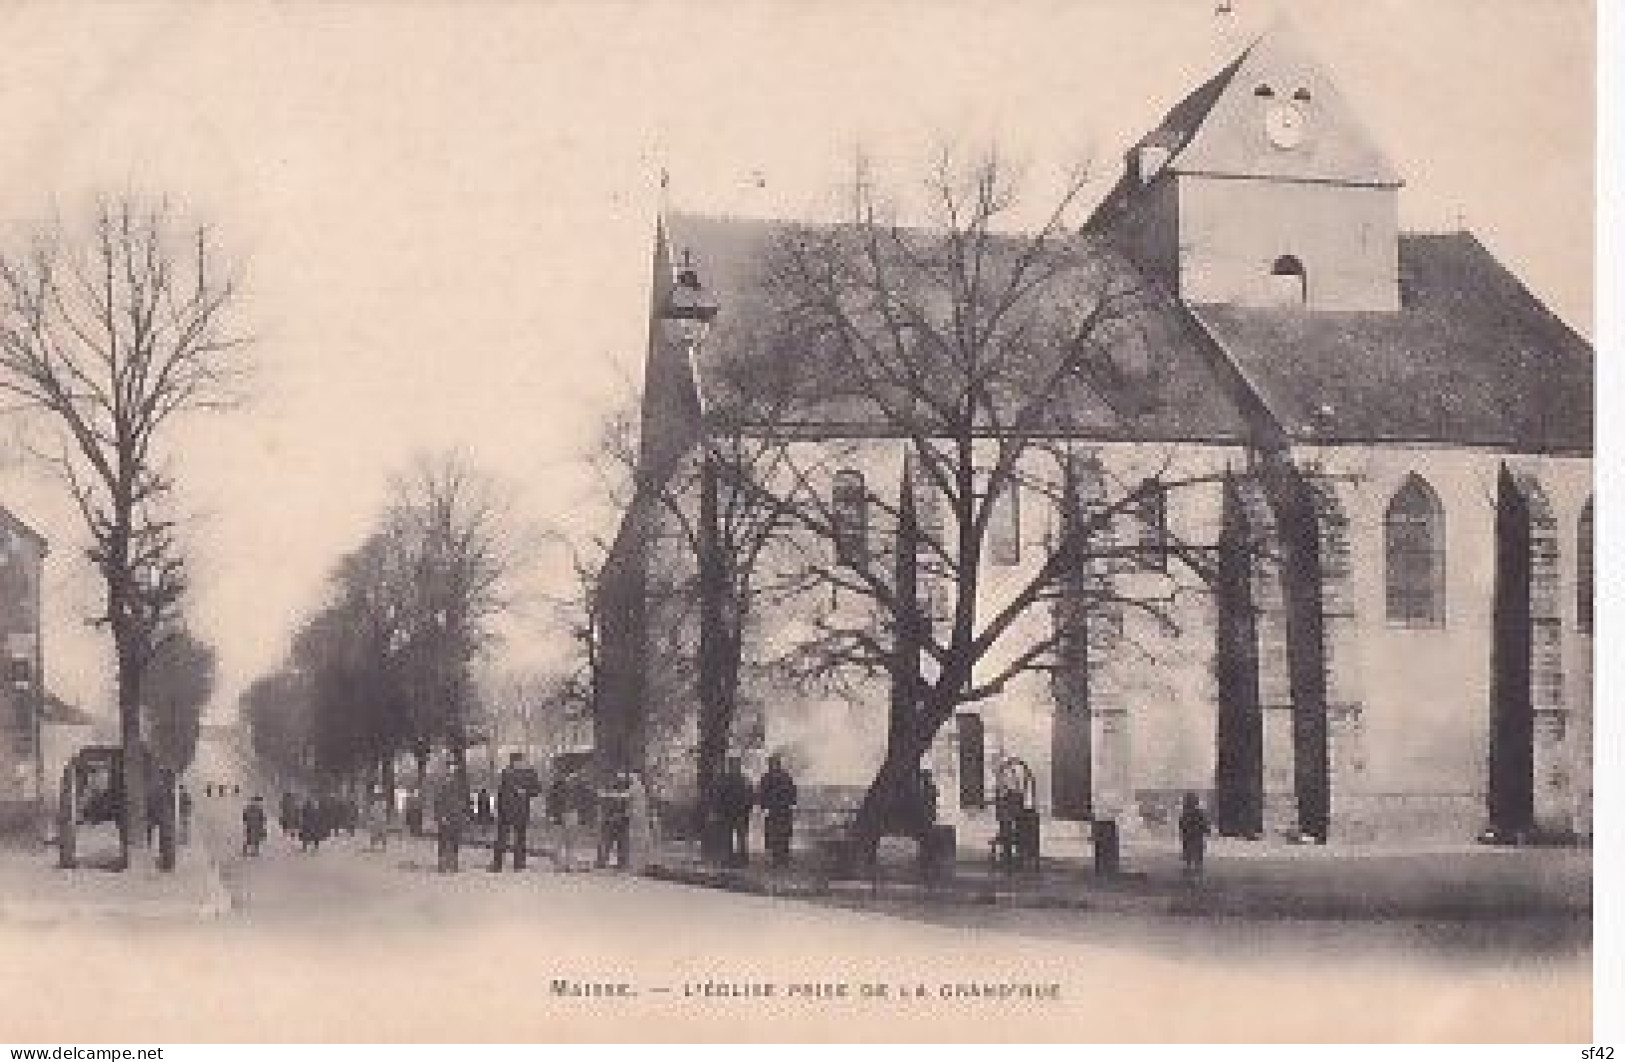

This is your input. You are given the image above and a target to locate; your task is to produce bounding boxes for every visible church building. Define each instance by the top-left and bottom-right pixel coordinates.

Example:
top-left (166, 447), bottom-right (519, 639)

top-left (598, 24), bottom-right (1593, 847)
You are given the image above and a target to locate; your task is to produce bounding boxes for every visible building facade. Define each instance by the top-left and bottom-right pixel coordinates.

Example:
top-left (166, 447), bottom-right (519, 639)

top-left (599, 25), bottom-right (1592, 845)
top-left (0, 505), bottom-right (47, 843)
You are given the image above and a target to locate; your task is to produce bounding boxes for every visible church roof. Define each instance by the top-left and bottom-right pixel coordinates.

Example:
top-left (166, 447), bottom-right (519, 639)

top-left (658, 215), bottom-right (1590, 455)
top-left (1090, 22), bottom-right (1401, 231)
top-left (660, 211), bottom-right (1256, 443)
top-left (1190, 233), bottom-right (1592, 453)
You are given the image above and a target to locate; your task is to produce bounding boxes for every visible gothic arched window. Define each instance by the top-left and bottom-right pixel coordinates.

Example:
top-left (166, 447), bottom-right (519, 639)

top-left (1384, 473), bottom-right (1445, 626)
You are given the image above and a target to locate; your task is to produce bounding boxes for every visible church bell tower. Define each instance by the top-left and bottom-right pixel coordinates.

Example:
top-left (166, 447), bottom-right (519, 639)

top-left (1092, 22), bottom-right (1405, 312)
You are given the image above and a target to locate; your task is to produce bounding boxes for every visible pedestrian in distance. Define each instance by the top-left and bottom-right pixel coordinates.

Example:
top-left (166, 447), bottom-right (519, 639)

top-left (757, 756), bottom-right (797, 868)
top-left (279, 791), bottom-right (299, 838)
top-left (364, 789), bottom-right (391, 851)
top-left (177, 785), bottom-right (194, 847)
top-left (490, 752), bottom-right (542, 872)
top-left (433, 766), bottom-right (469, 872)
top-left (299, 796), bottom-right (326, 852)
top-left (242, 795), bottom-right (267, 857)
top-left (717, 757), bottom-right (756, 868)
top-left (404, 791), bottom-right (424, 837)
top-left (595, 770), bottom-right (633, 870)
top-left (1179, 791), bottom-right (1211, 879)
top-left (475, 787), bottom-right (494, 827)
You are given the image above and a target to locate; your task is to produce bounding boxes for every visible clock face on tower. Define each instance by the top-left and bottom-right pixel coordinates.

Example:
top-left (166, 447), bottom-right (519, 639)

top-left (1264, 103), bottom-right (1306, 149)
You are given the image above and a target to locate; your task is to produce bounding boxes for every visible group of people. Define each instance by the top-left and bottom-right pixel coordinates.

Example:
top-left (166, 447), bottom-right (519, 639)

top-left (248, 790), bottom-right (359, 854)
top-left (711, 755), bottom-right (799, 868)
top-left (424, 752), bottom-right (661, 874)
top-left (232, 751), bottom-right (815, 873)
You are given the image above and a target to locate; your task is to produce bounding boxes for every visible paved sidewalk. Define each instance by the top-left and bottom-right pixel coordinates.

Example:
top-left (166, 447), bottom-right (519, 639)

top-left (645, 837), bottom-right (1592, 922)
top-left (0, 845), bottom-right (231, 922)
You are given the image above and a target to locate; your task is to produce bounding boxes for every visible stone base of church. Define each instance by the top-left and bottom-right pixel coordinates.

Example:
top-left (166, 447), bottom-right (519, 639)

top-left (1327, 793), bottom-right (1485, 845)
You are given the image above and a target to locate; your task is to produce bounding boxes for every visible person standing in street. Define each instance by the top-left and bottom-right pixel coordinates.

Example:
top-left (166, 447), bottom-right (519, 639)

top-left (434, 765), bottom-right (469, 872)
top-left (279, 791), bottom-right (299, 839)
top-left (717, 757), bottom-right (756, 868)
top-left (365, 788), bottom-right (391, 851)
top-left (1179, 791), bottom-right (1211, 878)
top-left (757, 756), bottom-right (797, 868)
top-left (242, 795), bottom-right (267, 857)
top-left (490, 752), bottom-right (542, 872)
top-left (299, 795), bottom-right (326, 852)
top-left (595, 770), bottom-right (633, 869)
top-left (177, 785), bottom-right (194, 847)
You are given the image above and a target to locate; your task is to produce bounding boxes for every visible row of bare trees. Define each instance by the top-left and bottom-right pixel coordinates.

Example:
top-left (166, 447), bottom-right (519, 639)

top-left (242, 452), bottom-right (539, 806)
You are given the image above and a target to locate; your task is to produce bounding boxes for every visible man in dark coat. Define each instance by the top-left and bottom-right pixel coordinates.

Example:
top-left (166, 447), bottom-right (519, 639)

top-left (1178, 792), bottom-right (1210, 878)
top-left (435, 767), bottom-right (469, 872)
top-left (757, 756), bottom-right (797, 868)
top-left (717, 757), bottom-right (756, 867)
top-left (177, 786), bottom-right (194, 846)
top-left (242, 796), bottom-right (267, 856)
top-left (490, 752), bottom-right (542, 871)
top-left (595, 770), bottom-right (634, 869)
top-left (299, 796), bottom-right (327, 852)
top-left (279, 792), bottom-right (299, 838)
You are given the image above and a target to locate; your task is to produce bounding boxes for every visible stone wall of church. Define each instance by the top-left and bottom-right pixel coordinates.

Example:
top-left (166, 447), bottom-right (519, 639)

top-left (1294, 444), bottom-right (1591, 840)
top-left (650, 431), bottom-right (1590, 845)
top-left (1177, 175), bottom-right (1400, 311)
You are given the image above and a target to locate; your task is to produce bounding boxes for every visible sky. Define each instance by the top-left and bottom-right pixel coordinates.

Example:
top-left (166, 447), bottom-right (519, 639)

top-left (0, 0), bottom-right (1595, 720)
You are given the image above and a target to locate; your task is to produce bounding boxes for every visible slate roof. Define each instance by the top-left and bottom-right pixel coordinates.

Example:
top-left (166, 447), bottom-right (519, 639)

top-left (662, 211), bottom-right (1256, 443)
top-left (1190, 232), bottom-right (1592, 453)
top-left (660, 214), bottom-right (1590, 455)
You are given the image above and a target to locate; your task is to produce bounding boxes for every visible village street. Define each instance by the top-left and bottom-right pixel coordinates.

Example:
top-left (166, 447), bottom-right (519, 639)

top-left (0, 783), bottom-right (1591, 1044)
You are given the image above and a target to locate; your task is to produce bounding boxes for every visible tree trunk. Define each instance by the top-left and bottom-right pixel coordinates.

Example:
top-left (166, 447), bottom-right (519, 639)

top-left (116, 635), bottom-right (148, 869)
top-left (695, 449), bottom-right (744, 858)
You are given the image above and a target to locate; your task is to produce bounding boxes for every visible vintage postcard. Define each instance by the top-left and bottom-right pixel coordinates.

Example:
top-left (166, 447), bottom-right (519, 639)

top-left (0, 0), bottom-right (1598, 1044)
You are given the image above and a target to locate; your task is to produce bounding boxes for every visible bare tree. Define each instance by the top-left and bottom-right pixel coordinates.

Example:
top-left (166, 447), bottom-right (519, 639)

top-left (387, 451), bottom-right (529, 785)
top-left (718, 151), bottom-right (1238, 855)
top-left (592, 378), bottom-right (798, 852)
top-left (0, 196), bottom-right (249, 866)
